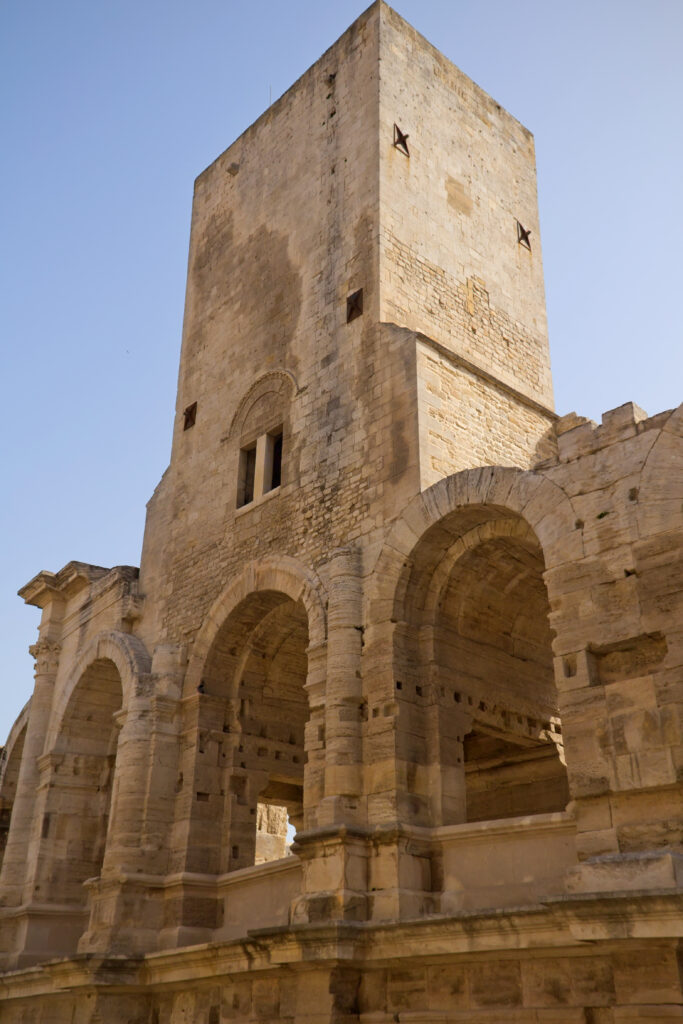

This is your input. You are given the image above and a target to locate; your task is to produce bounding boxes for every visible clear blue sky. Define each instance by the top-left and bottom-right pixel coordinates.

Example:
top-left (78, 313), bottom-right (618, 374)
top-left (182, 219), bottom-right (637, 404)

top-left (1, 0), bottom-right (681, 741)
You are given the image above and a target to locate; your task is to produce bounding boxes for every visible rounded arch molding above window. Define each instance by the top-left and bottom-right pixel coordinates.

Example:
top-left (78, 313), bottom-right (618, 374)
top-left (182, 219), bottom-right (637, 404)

top-left (225, 369), bottom-right (301, 445)
top-left (226, 369), bottom-right (301, 510)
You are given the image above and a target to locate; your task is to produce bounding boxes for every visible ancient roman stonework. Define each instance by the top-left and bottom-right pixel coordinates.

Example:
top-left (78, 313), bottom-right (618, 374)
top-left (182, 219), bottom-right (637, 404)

top-left (1, 4), bottom-right (681, 1021)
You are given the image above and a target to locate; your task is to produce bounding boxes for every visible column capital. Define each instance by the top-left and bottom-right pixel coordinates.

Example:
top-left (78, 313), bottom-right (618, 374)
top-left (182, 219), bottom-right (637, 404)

top-left (28, 640), bottom-right (61, 675)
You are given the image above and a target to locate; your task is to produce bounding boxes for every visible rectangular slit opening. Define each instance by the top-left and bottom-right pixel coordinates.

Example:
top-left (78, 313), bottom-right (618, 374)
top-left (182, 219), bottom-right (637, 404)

top-left (237, 445), bottom-right (257, 507)
top-left (265, 430), bottom-right (283, 493)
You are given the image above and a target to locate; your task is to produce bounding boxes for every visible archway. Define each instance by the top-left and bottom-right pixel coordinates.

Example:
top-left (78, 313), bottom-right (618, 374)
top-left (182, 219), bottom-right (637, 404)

top-left (184, 588), bottom-right (312, 875)
top-left (430, 522), bottom-right (568, 822)
top-left (236, 598), bottom-right (309, 864)
top-left (33, 658), bottom-right (123, 907)
top-left (384, 493), bottom-right (570, 828)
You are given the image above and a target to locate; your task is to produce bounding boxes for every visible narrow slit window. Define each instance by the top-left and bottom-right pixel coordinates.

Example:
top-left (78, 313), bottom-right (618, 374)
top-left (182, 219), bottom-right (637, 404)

top-left (266, 431), bottom-right (283, 492)
top-left (237, 445), bottom-right (257, 507)
top-left (183, 401), bottom-right (197, 430)
top-left (347, 288), bottom-right (363, 323)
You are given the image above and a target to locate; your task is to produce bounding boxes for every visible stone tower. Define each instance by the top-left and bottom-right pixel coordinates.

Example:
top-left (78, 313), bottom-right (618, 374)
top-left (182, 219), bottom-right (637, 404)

top-left (1, 4), bottom-right (681, 1021)
top-left (136, 0), bottom-right (556, 650)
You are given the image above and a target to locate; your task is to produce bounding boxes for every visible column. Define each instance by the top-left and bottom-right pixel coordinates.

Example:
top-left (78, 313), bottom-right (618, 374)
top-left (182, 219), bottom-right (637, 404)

top-left (318, 547), bottom-right (364, 826)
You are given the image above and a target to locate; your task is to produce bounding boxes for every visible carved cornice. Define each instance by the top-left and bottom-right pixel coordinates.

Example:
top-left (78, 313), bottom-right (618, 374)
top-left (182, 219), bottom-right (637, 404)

top-left (19, 562), bottom-right (111, 608)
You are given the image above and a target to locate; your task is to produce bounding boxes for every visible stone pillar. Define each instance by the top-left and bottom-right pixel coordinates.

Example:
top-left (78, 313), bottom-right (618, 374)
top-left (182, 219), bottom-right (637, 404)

top-left (362, 617), bottom-right (401, 824)
top-left (79, 698), bottom-right (182, 955)
top-left (318, 547), bottom-right (364, 827)
top-left (157, 689), bottom-right (226, 948)
top-left (302, 640), bottom-right (327, 830)
top-left (293, 549), bottom-right (370, 925)
top-left (0, 637), bottom-right (60, 907)
top-left (99, 694), bottom-right (154, 875)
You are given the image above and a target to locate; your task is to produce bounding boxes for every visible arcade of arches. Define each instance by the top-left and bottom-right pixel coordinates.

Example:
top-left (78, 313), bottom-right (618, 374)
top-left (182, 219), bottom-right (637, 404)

top-left (1, 424), bottom-right (681, 1019)
top-left (0, 530), bottom-right (568, 920)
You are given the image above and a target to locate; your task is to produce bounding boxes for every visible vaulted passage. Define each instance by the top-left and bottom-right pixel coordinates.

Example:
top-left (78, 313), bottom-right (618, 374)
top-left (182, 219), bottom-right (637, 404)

top-left (40, 660), bottom-right (123, 905)
top-left (235, 598), bottom-right (308, 865)
top-left (187, 591), bottom-right (310, 874)
top-left (395, 510), bottom-right (568, 827)
top-left (434, 533), bottom-right (568, 822)
top-left (17, 657), bottom-right (125, 962)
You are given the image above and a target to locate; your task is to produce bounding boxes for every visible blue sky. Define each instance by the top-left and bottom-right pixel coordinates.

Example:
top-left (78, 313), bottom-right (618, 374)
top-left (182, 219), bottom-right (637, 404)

top-left (1, 0), bottom-right (681, 741)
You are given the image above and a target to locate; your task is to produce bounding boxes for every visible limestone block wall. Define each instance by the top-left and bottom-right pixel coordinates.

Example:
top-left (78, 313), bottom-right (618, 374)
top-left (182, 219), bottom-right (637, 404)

top-left (415, 332), bottom-right (557, 487)
top-left (543, 401), bottom-right (683, 889)
top-left (378, 4), bottom-right (553, 410)
top-left (2, 910), bottom-right (682, 1022)
top-left (3, 401), bottom-right (679, 963)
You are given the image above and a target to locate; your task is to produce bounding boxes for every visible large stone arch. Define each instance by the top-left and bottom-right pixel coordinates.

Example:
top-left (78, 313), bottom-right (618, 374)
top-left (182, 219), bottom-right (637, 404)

top-left (26, 632), bottom-right (151, 927)
top-left (10, 631), bottom-right (152, 961)
top-left (171, 557), bottom-right (327, 890)
top-left (46, 631), bottom-right (151, 750)
top-left (185, 556), bottom-right (327, 696)
top-left (365, 466), bottom-right (576, 828)
top-left (368, 466), bottom-right (581, 624)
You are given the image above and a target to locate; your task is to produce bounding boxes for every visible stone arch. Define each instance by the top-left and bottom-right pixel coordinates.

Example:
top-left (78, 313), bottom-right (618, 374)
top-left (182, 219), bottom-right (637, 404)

top-left (186, 556), bottom-right (326, 695)
top-left (27, 660), bottom-right (125, 952)
top-left (176, 558), bottom-right (327, 882)
top-left (369, 466), bottom-right (581, 624)
top-left (21, 632), bottom-right (151, 952)
top-left (366, 466), bottom-right (575, 828)
top-left (226, 369), bottom-right (299, 442)
top-left (46, 631), bottom-right (150, 751)
top-left (422, 517), bottom-right (538, 628)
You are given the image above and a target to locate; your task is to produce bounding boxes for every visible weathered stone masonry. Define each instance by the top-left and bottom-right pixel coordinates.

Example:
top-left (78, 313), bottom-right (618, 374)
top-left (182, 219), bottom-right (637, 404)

top-left (1, 3), bottom-right (681, 1021)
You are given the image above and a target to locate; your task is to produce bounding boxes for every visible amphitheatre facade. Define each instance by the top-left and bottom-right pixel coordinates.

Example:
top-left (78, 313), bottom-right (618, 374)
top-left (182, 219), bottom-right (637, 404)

top-left (1, 3), bottom-right (682, 1021)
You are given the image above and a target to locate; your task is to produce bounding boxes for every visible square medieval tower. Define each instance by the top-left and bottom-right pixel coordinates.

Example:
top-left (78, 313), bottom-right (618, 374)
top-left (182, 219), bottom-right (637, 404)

top-left (138, 0), bottom-right (556, 647)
